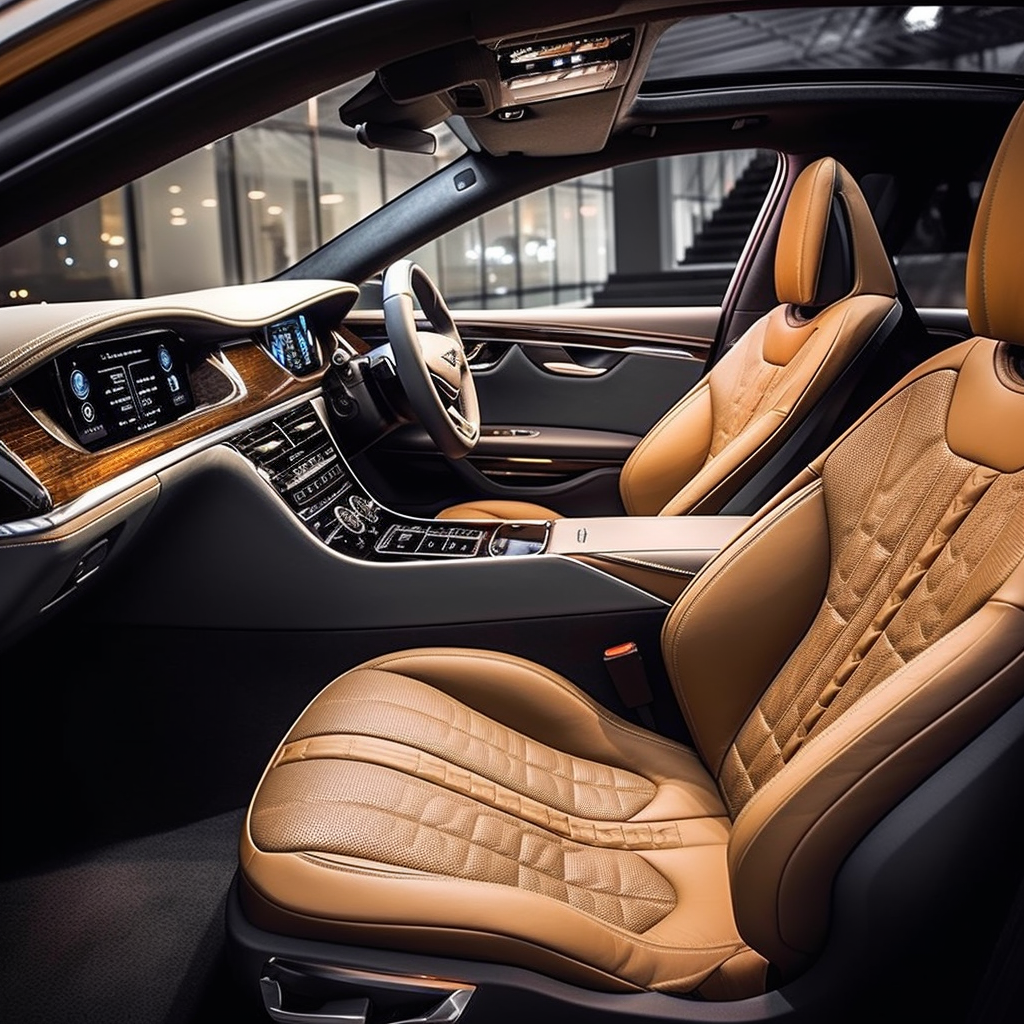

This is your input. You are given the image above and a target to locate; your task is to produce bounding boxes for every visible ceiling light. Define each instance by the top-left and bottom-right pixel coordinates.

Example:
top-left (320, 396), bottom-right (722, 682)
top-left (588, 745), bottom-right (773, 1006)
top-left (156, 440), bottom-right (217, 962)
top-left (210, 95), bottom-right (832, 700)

top-left (170, 206), bottom-right (185, 217)
top-left (201, 198), bottom-right (218, 208)
top-left (171, 216), bottom-right (188, 226)
top-left (319, 193), bottom-right (344, 205)
top-left (64, 256), bottom-right (75, 266)
top-left (108, 259), bottom-right (120, 269)
top-left (248, 189), bottom-right (267, 201)
top-left (267, 205), bottom-right (283, 216)
top-left (100, 232), bottom-right (111, 242)
top-left (903, 6), bottom-right (941, 32)
top-left (168, 184), bottom-right (182, 194)
top-left (56, 234), bottom-right (68, 246)
top-left (18, 289), bottom-right (28, 298)
top-left (109, 235), bottom-right (125, 246)
top-left (8, 290), bottom-right (16, 299)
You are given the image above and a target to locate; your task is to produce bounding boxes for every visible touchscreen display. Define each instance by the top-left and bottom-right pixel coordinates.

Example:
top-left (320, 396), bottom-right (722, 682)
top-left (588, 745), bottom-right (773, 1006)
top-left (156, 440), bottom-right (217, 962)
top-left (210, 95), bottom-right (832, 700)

top-left (56, 330), bottom-right (195, 450)
top-left (264, 315), bottom-right (320, 375)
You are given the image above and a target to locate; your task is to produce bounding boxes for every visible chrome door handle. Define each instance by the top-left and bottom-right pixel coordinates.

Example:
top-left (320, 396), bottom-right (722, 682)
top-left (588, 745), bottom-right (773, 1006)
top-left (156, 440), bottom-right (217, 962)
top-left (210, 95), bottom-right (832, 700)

top-left (540, 361), bottom-right (608, 377)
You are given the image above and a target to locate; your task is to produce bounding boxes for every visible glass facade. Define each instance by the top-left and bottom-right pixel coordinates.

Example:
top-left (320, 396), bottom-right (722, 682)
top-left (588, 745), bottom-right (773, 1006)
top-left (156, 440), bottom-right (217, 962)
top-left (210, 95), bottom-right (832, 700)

top-left (0, 74), bottom-right (766, 311)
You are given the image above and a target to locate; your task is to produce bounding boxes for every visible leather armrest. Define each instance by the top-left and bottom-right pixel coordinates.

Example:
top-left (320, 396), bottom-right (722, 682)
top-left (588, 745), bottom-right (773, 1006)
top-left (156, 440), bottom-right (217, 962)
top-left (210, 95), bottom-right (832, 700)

top-left (548, 515), bottom-right (750, 603)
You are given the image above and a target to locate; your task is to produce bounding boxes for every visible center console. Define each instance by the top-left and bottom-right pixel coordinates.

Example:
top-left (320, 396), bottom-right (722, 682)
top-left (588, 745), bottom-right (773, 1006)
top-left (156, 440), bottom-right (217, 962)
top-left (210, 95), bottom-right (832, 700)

top-left (230, 403), bottom-right (549, 560)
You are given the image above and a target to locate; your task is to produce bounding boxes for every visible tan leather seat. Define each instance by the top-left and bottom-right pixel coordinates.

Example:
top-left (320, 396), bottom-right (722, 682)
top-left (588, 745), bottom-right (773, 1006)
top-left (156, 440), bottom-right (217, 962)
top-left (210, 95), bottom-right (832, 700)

top-left (437, 155), bottom-right (898, 522)
top-left (239, 109), bottom-right (1024, 1000)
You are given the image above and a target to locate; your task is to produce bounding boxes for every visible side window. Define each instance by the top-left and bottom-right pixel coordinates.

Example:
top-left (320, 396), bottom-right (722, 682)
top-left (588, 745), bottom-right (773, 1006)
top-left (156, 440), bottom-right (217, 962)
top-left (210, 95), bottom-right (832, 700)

top-left (895, 170), bottom-right (985, 309)
top-left (411, 149), bottom-right (778, 310)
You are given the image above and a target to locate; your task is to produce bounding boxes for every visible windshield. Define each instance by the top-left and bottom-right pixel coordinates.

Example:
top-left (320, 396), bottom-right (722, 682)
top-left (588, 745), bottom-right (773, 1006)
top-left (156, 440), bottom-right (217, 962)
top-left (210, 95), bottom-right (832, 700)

top-left (0, 78), bottom-right (464, 307)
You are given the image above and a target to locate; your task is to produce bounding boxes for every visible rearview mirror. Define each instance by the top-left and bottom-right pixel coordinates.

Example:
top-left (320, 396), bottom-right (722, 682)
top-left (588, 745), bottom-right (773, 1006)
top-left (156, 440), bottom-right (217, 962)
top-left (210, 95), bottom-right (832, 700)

top-left (355, 122), bottom-right (437, 155)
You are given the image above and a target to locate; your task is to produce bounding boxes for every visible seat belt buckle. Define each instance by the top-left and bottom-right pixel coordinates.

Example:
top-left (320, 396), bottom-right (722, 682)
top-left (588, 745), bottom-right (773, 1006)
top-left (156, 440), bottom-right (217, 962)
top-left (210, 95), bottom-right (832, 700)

top-left (603, 642), bottom-right (655, 728)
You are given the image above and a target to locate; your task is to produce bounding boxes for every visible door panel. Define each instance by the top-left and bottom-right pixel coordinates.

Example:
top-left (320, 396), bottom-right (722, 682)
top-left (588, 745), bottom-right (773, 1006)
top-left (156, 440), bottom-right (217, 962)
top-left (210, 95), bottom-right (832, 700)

top-left (345, 307), bottom-right (716, 517)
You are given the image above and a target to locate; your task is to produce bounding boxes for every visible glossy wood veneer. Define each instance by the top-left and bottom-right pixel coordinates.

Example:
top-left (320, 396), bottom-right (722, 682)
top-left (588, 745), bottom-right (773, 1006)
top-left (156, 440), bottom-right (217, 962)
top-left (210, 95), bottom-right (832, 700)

top-left (0, 342), bottom-right (325, 509)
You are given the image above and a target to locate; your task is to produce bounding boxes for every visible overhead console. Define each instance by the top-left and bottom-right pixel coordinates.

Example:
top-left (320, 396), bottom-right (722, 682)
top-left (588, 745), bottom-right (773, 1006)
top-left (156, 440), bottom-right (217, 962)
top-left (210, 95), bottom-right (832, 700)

top-left (338, 22), bottom-right (646, 156)
top-left (495, 30), bottom-right (635, 105)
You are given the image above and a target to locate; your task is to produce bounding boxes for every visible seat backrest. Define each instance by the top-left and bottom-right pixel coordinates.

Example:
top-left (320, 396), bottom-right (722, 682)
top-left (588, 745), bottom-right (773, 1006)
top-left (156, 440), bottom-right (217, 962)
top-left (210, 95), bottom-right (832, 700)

top-left (619, 156), bottom-right (898, 517)
top-left (661, 107), bottom-right (1024, 977)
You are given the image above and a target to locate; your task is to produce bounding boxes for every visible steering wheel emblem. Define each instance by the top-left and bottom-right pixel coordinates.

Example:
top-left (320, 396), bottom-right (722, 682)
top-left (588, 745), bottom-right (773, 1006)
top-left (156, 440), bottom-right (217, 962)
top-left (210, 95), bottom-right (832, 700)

top-left (442, 348), bottom-right (459, 367)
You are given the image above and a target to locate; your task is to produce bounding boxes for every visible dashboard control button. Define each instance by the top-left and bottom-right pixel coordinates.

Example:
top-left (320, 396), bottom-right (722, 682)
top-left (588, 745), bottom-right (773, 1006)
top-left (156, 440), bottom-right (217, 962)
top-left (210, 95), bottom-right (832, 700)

top-left (70, 369), bottom-right (90, 399)
top-left (349, 495), bottom-right (379, 522)
top-left (334, 506), bottom-right (365, 533)
top-left (417, 534), bottom-right (446, 554)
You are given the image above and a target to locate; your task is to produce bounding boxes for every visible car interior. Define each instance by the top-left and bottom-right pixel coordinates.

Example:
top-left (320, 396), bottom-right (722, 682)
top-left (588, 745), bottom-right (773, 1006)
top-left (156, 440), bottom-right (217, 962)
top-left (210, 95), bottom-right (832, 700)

top-left (0, 3), bottom-right (1022, 1024)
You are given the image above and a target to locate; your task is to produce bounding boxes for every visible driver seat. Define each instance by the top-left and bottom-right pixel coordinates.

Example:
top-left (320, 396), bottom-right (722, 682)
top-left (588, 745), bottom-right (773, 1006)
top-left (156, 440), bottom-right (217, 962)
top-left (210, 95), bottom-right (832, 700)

top-left (436, 155), bottom-right (898, 521)
top-left (236, 102), bottom-right (1024, 1005)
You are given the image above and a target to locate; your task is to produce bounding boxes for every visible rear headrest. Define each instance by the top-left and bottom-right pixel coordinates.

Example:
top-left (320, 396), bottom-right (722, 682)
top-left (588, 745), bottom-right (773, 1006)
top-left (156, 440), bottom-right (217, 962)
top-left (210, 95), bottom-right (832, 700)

top-left (967, 102), bottom-right (1024, 347)
top-left (775, 157), bottom-right (896, 308)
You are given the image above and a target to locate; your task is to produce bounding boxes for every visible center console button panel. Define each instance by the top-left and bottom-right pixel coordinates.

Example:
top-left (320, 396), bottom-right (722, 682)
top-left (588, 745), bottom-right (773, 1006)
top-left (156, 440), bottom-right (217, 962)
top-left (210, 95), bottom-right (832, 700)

top-left (375, 523), bottom-right (484, 558)
top-left (230, 403), bottom-right (546, 561)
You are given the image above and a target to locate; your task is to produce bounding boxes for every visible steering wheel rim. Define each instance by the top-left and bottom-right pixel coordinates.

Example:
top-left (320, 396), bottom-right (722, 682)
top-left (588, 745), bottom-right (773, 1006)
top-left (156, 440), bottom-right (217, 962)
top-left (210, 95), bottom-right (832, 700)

top-left (382, 259), bottom-right (480, 459)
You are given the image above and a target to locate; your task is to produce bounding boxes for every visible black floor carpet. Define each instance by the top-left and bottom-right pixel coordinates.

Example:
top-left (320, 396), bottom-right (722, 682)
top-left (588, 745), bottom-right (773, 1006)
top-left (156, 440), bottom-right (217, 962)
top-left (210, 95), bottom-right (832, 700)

top-left (0, 808), bottom-right (263, 1024)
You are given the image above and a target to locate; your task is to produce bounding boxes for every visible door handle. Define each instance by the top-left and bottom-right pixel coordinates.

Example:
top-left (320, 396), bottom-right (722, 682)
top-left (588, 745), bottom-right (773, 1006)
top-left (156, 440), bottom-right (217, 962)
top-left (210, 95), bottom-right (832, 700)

top-left (540, 361), bottom-right (608, 377)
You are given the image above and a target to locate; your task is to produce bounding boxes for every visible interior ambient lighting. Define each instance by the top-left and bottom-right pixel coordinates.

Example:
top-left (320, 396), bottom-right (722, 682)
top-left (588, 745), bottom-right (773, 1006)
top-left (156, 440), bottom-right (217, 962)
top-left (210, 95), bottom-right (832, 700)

top-left (100, 232), bottom-right (111, 243)
top-left (319, 193), bottom-right (344, 205)
top-left (171, 216), bottom-right (188, 226)
top-left (56, 234), bottom-right (68, 245)
top-left (18, 289), bottom-right (28, 298)
top-left (109, 235), bottom-right (125, 246)
top-left (108, 259), bottom-right (120, 269)
top-left (267, 205), bottom-right (283, 216)
top-left (247, 189), bottom-right (267, 201)
top-left (201, 198), bottom-right (218, 208)
top-left (64, 256), bottom-right (75, 266)
top-left (903, 6), bottom-right (941, 32)
top-left (170, 207), bottom-right (185, 217)
top-left (168, 184), bottom-right (182, 194)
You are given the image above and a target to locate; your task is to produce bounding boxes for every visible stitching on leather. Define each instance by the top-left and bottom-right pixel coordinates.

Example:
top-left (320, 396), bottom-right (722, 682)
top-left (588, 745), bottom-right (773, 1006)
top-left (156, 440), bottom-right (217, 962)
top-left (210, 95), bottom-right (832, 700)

top-left (279, 735), bottom-right (726, 850)
top-left (307, 691), bottom-right (656, 796)
top-left (726, 615), bottom-right (1019, 953)
top-left (365, 649), bottom-right (698, 758)
top-left (271, 850), bottom-right (748, 954)
top-left (976, 109), bottom-right (1017, 335)
top-left (663, 483), bottom-right (823, 738)
top-left (0, 285), bottom-right (356, 385)
top-left (620, 381), bottom-right (711, 513)
top-left (256, 773), bottom-right (678, 928)
top-left (595, 555), bottom-right (697, 577)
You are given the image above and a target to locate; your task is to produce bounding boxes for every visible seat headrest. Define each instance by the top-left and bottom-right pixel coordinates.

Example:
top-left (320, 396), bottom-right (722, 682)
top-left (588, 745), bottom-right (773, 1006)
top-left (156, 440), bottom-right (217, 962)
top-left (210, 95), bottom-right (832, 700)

top-left (775, 157), bottom-right (896, 308)
top-left (967, 102), bottom-right (1024, 347)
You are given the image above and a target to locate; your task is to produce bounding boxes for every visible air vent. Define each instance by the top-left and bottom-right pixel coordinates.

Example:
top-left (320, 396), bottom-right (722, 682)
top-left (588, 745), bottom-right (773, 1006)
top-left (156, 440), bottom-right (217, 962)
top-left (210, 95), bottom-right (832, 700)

top-left (449, 84), bottom-right (486, 109)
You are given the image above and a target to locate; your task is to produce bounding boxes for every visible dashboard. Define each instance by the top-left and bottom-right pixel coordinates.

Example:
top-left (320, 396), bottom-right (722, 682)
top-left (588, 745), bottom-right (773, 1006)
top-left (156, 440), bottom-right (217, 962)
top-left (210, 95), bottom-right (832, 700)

top-left (0, 279), bottom-right (589, 647)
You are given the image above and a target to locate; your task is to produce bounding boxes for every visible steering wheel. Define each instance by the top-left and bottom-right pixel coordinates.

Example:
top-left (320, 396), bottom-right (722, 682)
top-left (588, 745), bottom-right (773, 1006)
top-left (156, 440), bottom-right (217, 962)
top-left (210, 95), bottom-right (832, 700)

top-left (382, 260), bottom-right (480, 459)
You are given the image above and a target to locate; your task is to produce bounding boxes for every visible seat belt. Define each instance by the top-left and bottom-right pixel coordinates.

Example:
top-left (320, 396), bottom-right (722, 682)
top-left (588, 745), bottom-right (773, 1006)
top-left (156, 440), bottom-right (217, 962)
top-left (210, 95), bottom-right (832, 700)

top-left (604, 642), bottom-right (656, 729)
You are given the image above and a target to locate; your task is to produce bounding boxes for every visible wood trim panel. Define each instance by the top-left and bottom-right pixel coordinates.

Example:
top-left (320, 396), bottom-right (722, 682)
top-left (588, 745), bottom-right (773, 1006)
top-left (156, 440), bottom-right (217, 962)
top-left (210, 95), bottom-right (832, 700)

top-left (0, 342), bottom-right (325, 509)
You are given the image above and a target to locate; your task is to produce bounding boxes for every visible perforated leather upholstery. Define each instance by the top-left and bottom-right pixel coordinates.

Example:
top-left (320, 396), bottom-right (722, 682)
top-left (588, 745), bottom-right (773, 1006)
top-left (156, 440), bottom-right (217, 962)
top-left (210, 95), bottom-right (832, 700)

top-left (240, 111), bottom-right (1024, 999)
top-left (438, 156), bottom-right (897, 523)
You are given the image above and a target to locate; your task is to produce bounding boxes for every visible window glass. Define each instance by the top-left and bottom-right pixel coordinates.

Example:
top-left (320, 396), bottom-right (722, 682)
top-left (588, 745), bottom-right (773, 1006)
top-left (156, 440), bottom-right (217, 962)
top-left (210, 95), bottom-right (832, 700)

top-left (646, 7), bottom-right (1024, 84)
top-left (135, 145), bottom-right (227, 294)
top-left (0, 190), bottom-right (135, 304)
top-left (431, 151), bottom-right (774, 310)
top-left (895, 172), bottom-right (985, 308)
top-left (0, 77), bottom-right (464, 305)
